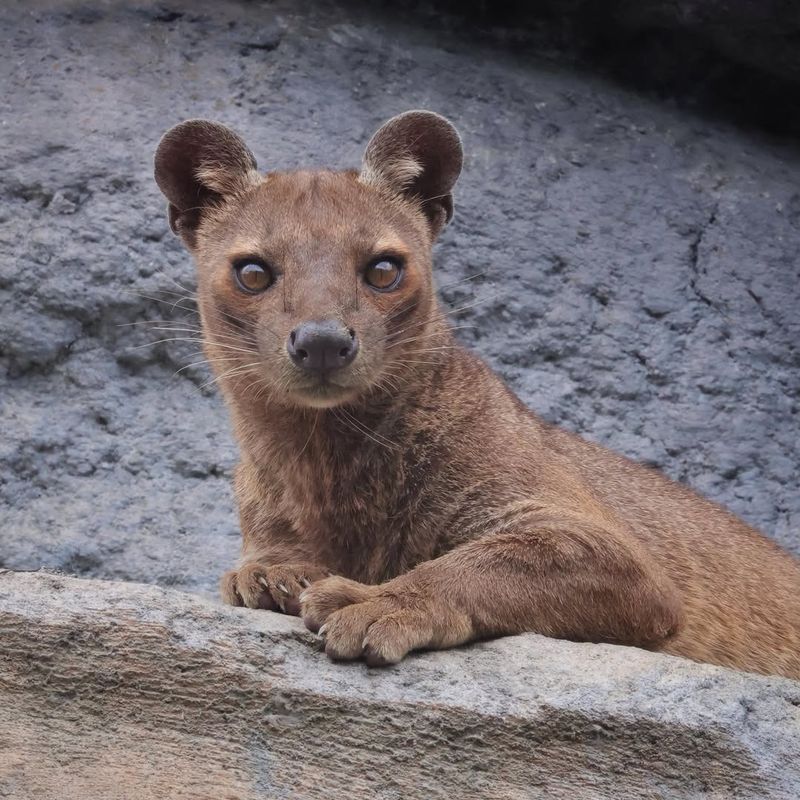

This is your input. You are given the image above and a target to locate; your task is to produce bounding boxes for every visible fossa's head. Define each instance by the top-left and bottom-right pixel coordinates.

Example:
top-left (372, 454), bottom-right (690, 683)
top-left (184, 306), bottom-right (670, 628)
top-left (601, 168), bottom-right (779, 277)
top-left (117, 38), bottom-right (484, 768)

top-left (154, 111), bottom-right (463, 409)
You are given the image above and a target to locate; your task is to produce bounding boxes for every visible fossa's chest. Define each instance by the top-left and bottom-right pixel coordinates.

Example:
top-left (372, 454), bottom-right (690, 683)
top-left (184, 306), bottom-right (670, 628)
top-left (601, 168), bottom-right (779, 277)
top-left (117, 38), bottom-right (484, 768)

top-left (274, 444), bottom-right (444, 582)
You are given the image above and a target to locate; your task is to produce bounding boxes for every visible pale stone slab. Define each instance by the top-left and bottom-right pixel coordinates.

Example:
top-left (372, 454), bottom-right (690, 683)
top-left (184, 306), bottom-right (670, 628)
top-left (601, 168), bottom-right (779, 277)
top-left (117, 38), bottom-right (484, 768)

top-left (1, 570), bottom-right (798, 799)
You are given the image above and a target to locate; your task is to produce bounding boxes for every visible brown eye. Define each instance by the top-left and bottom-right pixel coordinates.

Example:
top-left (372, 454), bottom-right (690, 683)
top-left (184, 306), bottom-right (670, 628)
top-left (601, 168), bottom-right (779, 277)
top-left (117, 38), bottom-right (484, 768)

top-left (233, 261), bottom-right (273, 293)
top-left (364, 258), bottom-right (402, 291)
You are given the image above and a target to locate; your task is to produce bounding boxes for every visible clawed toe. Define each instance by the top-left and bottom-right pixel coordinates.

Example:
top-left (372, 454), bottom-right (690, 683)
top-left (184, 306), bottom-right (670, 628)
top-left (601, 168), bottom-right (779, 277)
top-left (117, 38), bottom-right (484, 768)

top-left (221, 563), bottom-right (327, 615)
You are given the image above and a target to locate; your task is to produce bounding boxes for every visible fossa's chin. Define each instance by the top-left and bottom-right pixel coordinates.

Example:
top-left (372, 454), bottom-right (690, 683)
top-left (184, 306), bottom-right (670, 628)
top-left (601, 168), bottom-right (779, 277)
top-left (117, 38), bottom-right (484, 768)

top-left (288, 381), bottom-right (361, 409)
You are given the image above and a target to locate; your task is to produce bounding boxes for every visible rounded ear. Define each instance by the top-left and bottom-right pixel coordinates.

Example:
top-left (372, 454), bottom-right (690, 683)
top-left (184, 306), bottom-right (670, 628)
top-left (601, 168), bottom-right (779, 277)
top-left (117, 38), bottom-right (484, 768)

top-left (154, 120), bottom-right (258, 247)
top-left (360, 110), bottom-right (463, 239)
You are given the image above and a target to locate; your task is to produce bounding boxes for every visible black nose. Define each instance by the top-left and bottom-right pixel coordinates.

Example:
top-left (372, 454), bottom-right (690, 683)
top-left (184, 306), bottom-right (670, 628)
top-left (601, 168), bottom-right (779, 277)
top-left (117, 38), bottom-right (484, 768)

top-left (287, 320), bottom-right (359, 373)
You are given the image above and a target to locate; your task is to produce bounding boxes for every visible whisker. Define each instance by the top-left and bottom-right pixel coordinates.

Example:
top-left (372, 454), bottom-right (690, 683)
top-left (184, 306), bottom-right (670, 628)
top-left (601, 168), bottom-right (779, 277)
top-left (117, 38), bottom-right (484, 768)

top-left (333, 409), bottom-right (394, 452)
top-left (331, 409), bottom-right (359, 441)
top-left (121, 290), bottom-right (198, 314)
top-left (240, 374), bottom-right (268, 399)
top-left (382, 273), bottom-right (489, 326)
top-left (376, 373), bottom-right (401, 393)
top-left (136, 286), bottom-right (198, 301)
top-left (117, 318), bottom-right (200, 328)
top-left (387, 295), bottom-right (500, 342)
top-left (293, 410), bottom-right (320, 464)
top-left (117, 320), bottom-right (261, 353)
top-left (436, 271), bottom-right (488, 292)
top-left (129, 336), bottom-right (203, 349)
top-left (173, 356), bottom-right (242, 376)
top-left (384, 325), bottom-right (475, 349)
top-left (199, 361), bottom-right (263, 390)
top-left (400, 347), bottom-right (460, 356)
top-left (129, 337), bottom-right (258, 356)
top-left (151, 268), bottom-right (198, 297)
top-left (384, 334), bottom-right (456, 352)
top-left (212, 306), bottom-right (283, 343)
top-left (338, 407), bottom-right (399, 450)
top-left (377, 379), bottom-right (402, 399)
top-left (420, 190), bottom-right (450, 205)
top-left (146, 325), bottom-right (260, 348)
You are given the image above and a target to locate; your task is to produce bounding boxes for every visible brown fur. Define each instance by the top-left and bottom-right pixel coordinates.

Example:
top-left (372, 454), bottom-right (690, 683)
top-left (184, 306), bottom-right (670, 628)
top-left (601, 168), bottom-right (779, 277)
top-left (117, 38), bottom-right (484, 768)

top-left (154, 113), bottom-right (800, 678)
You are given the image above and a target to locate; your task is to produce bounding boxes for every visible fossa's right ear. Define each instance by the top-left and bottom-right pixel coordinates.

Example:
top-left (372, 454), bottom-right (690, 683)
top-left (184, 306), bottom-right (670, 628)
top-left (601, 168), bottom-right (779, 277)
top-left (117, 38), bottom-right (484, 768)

top-left (154, 120), bottom-right (258, 248)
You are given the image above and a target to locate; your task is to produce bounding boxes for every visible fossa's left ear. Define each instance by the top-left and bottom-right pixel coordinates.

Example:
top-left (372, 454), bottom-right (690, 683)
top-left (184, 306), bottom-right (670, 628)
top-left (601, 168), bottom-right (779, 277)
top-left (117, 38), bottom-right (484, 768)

top-left (360, 110), bottom-right (463, 239)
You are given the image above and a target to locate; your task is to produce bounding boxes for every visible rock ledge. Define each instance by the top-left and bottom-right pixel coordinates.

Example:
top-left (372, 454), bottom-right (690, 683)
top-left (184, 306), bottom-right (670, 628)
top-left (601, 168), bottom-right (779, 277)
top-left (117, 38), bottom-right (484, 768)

top-left (1, 570), bottom-right (798, 799)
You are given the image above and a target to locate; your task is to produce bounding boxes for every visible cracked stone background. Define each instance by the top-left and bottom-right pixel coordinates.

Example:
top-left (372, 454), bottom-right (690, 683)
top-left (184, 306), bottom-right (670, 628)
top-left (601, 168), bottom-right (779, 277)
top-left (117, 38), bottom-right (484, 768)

top-left (1, 0), bottom-right (798, 598)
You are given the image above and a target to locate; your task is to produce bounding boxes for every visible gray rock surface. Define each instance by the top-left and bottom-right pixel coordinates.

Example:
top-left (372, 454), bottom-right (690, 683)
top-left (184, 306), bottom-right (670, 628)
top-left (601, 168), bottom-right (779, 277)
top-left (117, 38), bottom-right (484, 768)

top-left (2, 569), bottom-right (800, 799)
top-left (601, 0), bottom-right (800, 82)
top-left (449, 0), bottom-right (800, 84)
top-left (0, 0), bottom-right (798, 600)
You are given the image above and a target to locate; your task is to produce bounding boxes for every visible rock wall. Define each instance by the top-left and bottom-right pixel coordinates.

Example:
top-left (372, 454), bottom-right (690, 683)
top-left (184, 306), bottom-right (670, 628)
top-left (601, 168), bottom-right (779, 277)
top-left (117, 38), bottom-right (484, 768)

top-left (428, 0), bottom-right (800, 133)
top-left (2, 570), bottom-right (799, 799)
top-left (0, 0), bottom-right (798, 600)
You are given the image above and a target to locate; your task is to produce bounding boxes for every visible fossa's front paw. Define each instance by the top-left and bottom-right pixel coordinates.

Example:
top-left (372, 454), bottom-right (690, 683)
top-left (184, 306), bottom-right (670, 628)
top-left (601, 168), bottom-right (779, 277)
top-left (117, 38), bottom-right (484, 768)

top-left (299, 575), bottom-right (377, 632)
top-left (301, 577), bottom-right (473, 666)
top-left (221, 562), bottom-right (328, 615)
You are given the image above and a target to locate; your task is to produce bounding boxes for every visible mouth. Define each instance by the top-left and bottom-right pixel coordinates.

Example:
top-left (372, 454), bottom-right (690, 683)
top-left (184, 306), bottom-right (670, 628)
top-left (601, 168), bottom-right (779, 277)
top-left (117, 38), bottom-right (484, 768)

top-left (289, 376), bottom-right (359, 409)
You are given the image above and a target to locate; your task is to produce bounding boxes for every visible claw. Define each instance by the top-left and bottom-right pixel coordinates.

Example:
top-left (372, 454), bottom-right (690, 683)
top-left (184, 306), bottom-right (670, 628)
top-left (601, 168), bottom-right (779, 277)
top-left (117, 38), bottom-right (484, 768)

top-left (300, 577), bottom-right (311, 588)
top-left (318, 624), bottom-right (328, 638)
top-left (298, 590), bottom-right (308, 603)
top-left (276, 582), bottom-right (289, 595)
top-left (258, 576), bottom-right (270, 590)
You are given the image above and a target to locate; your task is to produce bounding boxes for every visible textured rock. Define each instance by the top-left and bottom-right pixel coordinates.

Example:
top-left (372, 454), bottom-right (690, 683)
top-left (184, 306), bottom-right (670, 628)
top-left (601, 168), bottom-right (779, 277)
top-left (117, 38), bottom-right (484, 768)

top-left (1, 570), bottom-right (799, 799)
top-left (0, 0), bottom-right (798, 600)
